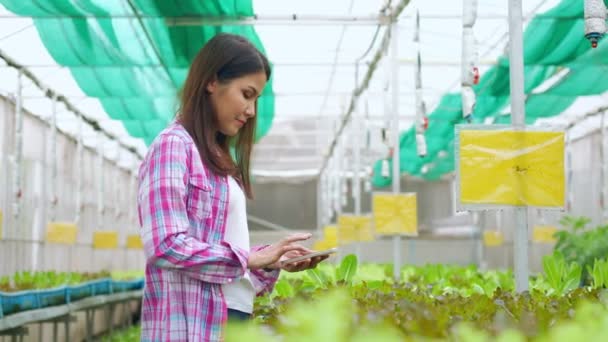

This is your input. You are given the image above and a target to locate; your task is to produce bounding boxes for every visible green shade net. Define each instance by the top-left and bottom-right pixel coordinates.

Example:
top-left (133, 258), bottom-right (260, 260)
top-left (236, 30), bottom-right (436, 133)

top-left (372, 0), bottom-right (608, 186)
top-left (0, 0), bottom-right (275, 145)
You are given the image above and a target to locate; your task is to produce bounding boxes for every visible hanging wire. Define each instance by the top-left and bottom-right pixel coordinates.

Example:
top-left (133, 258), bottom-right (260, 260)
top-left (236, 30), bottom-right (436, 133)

top-left (317, 0), bottom-right (356, 116)
top-left (319, 0), bottom-right (411, 174)
top-left (0, 23), bottom-right (34, 42)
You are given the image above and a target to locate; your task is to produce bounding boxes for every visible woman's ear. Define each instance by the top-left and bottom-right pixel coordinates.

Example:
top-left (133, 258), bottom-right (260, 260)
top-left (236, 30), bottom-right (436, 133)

top-left (206, 79), bottom-right (217, 94)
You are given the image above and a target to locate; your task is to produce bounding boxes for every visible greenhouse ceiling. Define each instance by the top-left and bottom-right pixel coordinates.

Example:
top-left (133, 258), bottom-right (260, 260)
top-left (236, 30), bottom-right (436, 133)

top-left (1, 0), bottom-right (607, 183)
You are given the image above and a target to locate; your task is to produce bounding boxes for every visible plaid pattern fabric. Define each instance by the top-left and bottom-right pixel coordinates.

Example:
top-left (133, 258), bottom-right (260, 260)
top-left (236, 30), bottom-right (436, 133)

top-left (137, 123), bottom-right (279, 341)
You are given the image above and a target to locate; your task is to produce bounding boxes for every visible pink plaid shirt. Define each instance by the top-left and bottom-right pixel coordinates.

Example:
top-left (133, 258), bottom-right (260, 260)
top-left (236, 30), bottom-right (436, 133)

top-left (137, 123), bottom-right (280, 341)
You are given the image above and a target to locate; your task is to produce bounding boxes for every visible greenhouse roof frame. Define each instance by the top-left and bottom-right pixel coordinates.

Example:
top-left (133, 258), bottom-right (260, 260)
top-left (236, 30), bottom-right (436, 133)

top-left (3, 0), bottom-right (603, 182)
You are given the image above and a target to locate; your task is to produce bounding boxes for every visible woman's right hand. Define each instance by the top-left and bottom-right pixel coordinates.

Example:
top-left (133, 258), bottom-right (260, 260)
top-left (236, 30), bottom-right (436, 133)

top-left (247, 233), bottom-right (312, 270)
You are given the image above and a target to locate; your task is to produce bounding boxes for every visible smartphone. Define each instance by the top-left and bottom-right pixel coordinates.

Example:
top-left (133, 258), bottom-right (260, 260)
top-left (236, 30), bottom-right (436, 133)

top-left (280, 248), bottom-right (338, 266)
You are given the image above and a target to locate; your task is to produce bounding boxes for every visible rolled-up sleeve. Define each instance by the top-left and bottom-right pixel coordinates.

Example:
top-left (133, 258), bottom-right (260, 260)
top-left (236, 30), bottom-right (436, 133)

top-left (137, 133), bottom-right (248, 284)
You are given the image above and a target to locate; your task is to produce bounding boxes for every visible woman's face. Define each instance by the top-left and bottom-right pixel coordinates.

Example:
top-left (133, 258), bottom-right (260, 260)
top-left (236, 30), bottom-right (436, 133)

top-left (207, 71), bottom-right (267, 137)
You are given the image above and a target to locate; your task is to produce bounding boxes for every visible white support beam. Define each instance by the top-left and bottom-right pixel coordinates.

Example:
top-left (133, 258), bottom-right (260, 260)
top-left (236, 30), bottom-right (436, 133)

top-left (165, 14), bottom-right (393, 26)
top-left (271, 114), bottom-right (417, 122)
top-left (0, 59), bottom-right (497, 69)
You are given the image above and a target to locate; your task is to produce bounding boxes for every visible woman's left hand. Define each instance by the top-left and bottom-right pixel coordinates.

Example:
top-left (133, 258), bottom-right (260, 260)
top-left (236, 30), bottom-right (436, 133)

top-left (279, 248), bottom-right (329, 273)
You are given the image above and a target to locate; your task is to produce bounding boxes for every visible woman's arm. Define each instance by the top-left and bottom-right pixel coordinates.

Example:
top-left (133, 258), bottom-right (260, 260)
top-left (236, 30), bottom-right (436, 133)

top-left (248, 245), bottom-right (281, 295)
top-left (138, 133), bottom-right (248, 284)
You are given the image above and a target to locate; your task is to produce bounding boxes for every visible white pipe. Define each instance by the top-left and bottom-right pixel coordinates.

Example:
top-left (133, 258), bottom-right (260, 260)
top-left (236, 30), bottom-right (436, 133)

top-left (463, 0), bottom-right (478, 27)
top-left (49, 94), bottom-right (58, 222)
top-left (461, 0), bottom-right (478, 121)
top-left (12, 70), bottom-right (23, 223)
top-left (391, 23), bottom-right (402, 281)
top-left (380, 33), bottom-right (392, 179)
top-left (584, 0), bottom-right (607, 48)
top-left (508, 0), bottom-right (529, 293)
top-left (414, 11), bottom-right (427, 158)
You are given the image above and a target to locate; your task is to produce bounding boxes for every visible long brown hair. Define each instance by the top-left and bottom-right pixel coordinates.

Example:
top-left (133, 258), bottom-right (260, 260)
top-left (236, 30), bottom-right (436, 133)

top-left (177, 33), bottom-right (271, 198)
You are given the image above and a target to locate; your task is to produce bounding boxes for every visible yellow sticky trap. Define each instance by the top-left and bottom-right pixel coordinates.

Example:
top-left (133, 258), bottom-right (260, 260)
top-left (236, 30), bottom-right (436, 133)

top-left (338, 216), bottom-right (357, 244)
top-left (533, 225), bottom-right (558, 243)
top-left (313, 240), bottom-right (328, 251)
top-left (126, 234), bottom-right (143, 249)
top-left (458, 129), bottom-right (565, 208)
top-left (354, 216), bottom-right (375, 242)
top-left (372, 193), bottom-right (418, 236)
top-left (46, 222), bottom-right (78, 245)
top-left (93, 231), bottom-right (119, 249)
top-left (338, 215), bottom-right (374, 242)
top-left (323, 225), bottom-right (338, 248)
top-left (483, 230), bottom-right (504, 247)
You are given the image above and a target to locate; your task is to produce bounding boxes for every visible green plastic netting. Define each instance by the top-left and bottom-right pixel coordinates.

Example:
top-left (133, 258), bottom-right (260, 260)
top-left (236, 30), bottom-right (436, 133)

top-left (372, 0), bottom-right (608, 186)
top-left (0, 0), bottom-right (275, 145)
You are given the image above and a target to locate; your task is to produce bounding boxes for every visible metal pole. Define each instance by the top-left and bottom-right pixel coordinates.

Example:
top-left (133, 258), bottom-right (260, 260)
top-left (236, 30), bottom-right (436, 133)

top-left (75, 115), bottom-right (83, 226)
top-left (328, 156), bottom-right (335, 225)
top-left (97, 134), bottom-right (105, 230)
top-left (316, 170), bottom-right (324, 236)
top-left (566, 131), bottom-right (573, 214)
top-left (602, 111), bottom-right (607, 221)
top-left (12, 70), bottom-right (23, 224)
top-left (353, 101), bottom-right (362, 260)
top-left (50, 95), bottom-right (58, 222)
top-left (390, 23), bottom-right (402, 281)
top-left (508, 0), bottom-right (529, 292)
top-left (316, 111), bottom-right (324, 235)
top-left (335, 141), bottom-right (343, 217)
top-left (114, 150), bottom-right (122, 222)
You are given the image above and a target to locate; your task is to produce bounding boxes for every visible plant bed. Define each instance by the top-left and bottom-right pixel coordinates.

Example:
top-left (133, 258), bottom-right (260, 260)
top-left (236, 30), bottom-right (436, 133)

top-left (112, 279), bottom-right (144, 294)
top-left (38, 286), bottom-right (68, 308)
top-left (0, 270), bottom-right (144, 317)
top-left (0, 290), bottom-right (40, 316)
top-left (84, 255), bottom-right (608, 341)
top-left (67, 282), bottom-right (94, 303)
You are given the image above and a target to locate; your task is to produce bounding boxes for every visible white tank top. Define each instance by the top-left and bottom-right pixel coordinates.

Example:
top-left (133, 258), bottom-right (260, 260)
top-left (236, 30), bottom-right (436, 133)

top-left (221, 176), bottom-right (255, 313)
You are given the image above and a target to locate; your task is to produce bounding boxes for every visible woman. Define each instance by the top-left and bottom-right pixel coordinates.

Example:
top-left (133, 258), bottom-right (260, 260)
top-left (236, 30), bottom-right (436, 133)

top-left (137, 33), bottom-right (326, 341)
